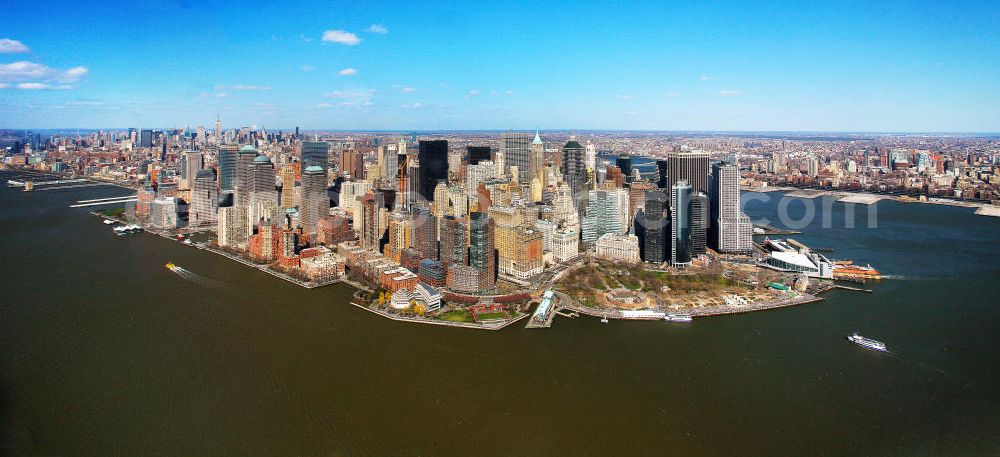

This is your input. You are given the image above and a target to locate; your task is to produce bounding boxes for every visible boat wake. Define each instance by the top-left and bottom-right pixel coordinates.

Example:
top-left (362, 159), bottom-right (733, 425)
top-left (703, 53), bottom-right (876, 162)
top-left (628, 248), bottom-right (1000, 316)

top-left (169, 265), bottom-right (223, 289)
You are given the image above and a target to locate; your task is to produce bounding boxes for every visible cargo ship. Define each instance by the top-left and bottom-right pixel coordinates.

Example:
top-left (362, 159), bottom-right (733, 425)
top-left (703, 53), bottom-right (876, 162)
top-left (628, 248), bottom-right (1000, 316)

top-left (847, 333), bottom-right (887, 352)
top-left (833, 263), bottom-right (881, 280)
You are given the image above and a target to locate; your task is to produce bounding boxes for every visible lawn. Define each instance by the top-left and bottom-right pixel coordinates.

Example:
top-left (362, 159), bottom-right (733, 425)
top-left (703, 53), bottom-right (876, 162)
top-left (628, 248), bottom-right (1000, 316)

top-left (439, 309), bottom-right (474, 322)
top-left (475, 312), bottom-right (507, 321)
top-left (98, 207), bottom-right (126, 218)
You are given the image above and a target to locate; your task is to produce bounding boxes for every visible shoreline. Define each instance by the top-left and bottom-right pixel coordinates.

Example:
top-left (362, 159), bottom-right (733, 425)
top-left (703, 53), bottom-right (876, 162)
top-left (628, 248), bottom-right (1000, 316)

top-left (560, 291), bottom-right (825, 321)
top-left (743, 186), bottom-right (999, 216)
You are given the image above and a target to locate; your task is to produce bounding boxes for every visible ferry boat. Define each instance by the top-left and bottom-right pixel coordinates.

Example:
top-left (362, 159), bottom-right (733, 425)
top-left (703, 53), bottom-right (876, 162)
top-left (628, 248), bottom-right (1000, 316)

top-left (833, 263), bottom-right (882, 280)
top-left (846, 332), bottom-right (887, 352)
top-left (600, 315), bottom-right (609, 324)
top-left (113, 224), bottom-right (143, 235)
top-left (103, 219), bottom-right (116, 225)
top-left (664, 313), bottom-right (693, 322)
top-left (165, 262), bottom-right (176, 271)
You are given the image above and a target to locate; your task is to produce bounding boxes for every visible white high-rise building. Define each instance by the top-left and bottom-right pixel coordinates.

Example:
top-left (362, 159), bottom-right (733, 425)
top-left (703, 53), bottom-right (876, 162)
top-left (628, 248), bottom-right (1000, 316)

top-left (585, 140), bottom-right (597, 171)
top-left (711, 162), bottom-right (753, 254)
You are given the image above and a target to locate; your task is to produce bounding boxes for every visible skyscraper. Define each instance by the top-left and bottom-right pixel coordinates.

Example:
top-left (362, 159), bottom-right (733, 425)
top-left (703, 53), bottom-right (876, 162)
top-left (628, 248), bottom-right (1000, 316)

top-left (690, 191), bottom-right (708, 257)
top-left (671, 181), bottom-right (692, 267)
top-left (439, 215), bottom-right (468, 267)
top-left (218, 144), bottom-right (238, 192)
top-left (656, 159), bottom-right (669, 189)
top-left (300, 165), bottom-right (329, 236)
top-left (190, 169), bottom-right (218, 227)
top-left (500, 132), bottom-right (532, 183)
top-left (642, 190), bottom-right (669, 263)
top-left (467, 146), bottom-right (491, 165)
top-left (530, 130), bottom-right (545, 184)
top-left (469, 211), bottom-right (497, 290)
top-left (301, 141), bottom-right (329, 170)
top-left (616, 154), bottom-right (632, 183)
top-left (234, 145), bottom-right (257, 207)
top-left (560, 136), bottom-right (587, 198)
top-left (183, 151), bottom-right (203, 189)
top-left (418, 140), bottom-right (448, 203)
top-left (710, 162), bottom-right (753, 254)
top-left (581, 190), bottom-right (623, 247)
top-left (249, 155), bottom-right (277, 205)
top-left (279, 164), bottom-right (297, 208)
top-left (667, 151), bottom-right (710, 204)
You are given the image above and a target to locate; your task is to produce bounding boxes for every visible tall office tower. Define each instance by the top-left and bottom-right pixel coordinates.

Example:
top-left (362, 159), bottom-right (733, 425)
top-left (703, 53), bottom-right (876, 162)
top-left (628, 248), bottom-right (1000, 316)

top-left (467, 146), bottom-right (491, 165)
top-left (530, 130), bottom-right (545, 184)
top-left (671, 181), bottom-right (692, 267)
top-left (552, 182), bottom-right (580, 232)
top-left (140, 129), bottom-right (153, 148)
top-left (214, 115), bottom-right (221, 142)
top-left (412, 207), bottom-right (438, 260)
top-left (560, 135), bottom-right (587, 198)
top-left (581, 190), bottom-right (624, 247)
top-left (381, 143), bottom-right (399, 182)
top-left (690, 191), bottom-right (708, 257)
top-left (500, 132), bottom-right (533, 184)
top-left (439, 215), bottom-right (469, 267)
top-left (418, 140), bottom-right (448, 203)
top-left (183, 151), bottom-right (203, 189)
top-left (466, 161), bottom-right (495, 193)
top-left (585, 140), bottom-right (597, 171)
top-left (279, 164), bottom-right (297, 208)
top-left (710, 162), bottom-right (753, 254)
top-left (190, 169), bottom-right (218, 226)
top-left (627, 182), bottom-right (654, 229)
top-left (642, 190), bottom-right (669, 263)
top-left (234, 145), bottom-right (258, 207)
top-left (301, 141), bottom-right (329, 170)
top-left (195, 126), bottom-right (206, 145)
top-left (300, 165), bottom-right (329, 236)
top-left (218, 144), bottom-right (238, 191)
top-left (666, 151), bottom-right (710, 204)
top-left (469, 211), bottom-right (497, 290)
top-left (616, 155), bottom-right (633, 183)
top-left (249, 155), bottom-right (277, 205)
top-left (360, 191), bottom-right (385, 251)
top-left (656, 159), bottom-right (669, 189)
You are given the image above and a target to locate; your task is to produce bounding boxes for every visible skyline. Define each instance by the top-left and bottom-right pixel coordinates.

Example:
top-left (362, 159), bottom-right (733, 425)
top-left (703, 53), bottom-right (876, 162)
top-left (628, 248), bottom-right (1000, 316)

top-left (1, 0), bottom-right (999, 131)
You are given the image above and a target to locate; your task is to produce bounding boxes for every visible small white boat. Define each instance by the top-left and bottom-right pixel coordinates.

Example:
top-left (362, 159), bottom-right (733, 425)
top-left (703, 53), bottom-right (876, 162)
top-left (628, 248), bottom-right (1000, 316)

top-left (600, 316), bottom-right (609, 324)
top-left (103, 219), bottom-right (115, 225)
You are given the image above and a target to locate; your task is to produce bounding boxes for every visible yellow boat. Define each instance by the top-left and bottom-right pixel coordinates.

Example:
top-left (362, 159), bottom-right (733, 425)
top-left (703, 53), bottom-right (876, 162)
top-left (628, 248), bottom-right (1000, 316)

top-left (165, 262), bottom-right (176, 270)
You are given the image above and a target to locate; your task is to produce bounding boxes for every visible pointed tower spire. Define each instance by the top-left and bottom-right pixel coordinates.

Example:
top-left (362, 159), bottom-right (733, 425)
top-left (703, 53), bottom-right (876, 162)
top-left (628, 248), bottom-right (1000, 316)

top-left (532, 128), bottom-right (542, 145)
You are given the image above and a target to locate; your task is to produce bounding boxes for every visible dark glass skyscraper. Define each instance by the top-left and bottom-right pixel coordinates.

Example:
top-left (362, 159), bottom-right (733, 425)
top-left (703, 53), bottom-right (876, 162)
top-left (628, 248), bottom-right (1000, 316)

top-left (642, 190), bottom-right (669, 263)
top-left (671, 181), bottom-right (692, 266)
top-left (656, 159), bottom-right (669, 189)
top-left (418, 140), bottom-right (448, 202)
top-left (301, 141), bottom-right (329, 170)
top-left (690, 191), bottom-right (708, 256)
top-left (560, 136), bottom-right (587, 198)
top-left (667, 151), bottom-right (709, 206)
top-left (218, 145), bottom-right (238, 192)
top-left (616, 154), bottom-right (633, 183)
top-left (467, 146), bottom-right (491, 165)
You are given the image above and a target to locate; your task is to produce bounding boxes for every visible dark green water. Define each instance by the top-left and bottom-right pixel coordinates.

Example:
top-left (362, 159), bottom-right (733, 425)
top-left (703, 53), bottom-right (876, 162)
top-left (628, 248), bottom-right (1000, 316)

top-left (2, 172), bottom-right (999, 456)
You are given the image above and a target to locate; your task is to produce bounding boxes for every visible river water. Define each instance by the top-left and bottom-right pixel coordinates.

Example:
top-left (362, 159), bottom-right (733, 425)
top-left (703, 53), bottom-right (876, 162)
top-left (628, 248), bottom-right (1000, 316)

top-left (1, 170), bottom-right (999, 456)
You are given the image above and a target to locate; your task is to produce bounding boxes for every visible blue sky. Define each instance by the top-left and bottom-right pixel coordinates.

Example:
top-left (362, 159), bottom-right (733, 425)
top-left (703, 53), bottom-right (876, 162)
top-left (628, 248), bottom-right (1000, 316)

top-left (0, 0), bottom-right (998, 131)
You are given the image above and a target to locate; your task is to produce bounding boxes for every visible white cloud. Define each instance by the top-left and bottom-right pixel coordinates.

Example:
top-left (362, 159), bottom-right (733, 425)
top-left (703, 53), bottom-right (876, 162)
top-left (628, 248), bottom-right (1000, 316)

top-left (699, 75), bottom-right (715, 81)
top-left (719, 89), bottom-right (741, 96)
top-left (300, 34), bottom-right (314, 43)
top-left (0, 39), bottom-right (30, 53)
top-left (505, 90), bottom-right (515, 95)
top-left (400, 86), bottom-right (415, 92)
top-left (616, 94), bottom-right (636, 100)
top-left (323, 89), bottom-right (375, 104)
top-left (401, 102), bottom-right (422, 109)
top-left (0, 83), bottom-right (8, 89)
top-left (466, 89), bottom-right (481, 98)
top-left (0, 61), bottom-right (87, 83)
top-left (301, 65), bottom-right (316, 72)
top-left (322, 30), bottom-right (361, 45)
top-left (65, 100), bottom-right (104, 106)
top-left (338, 68), bottom-right (357, 76)
top-left (16, 82), bottom-right (73, 90)
top-left (216, 84), bottom-right (271, 91)
top-left (316, 103), bottom-right (333, 108)
top-left (366, 24), bottom-right (388, 34)
top-left (199, 92), bottom-right (228, 98)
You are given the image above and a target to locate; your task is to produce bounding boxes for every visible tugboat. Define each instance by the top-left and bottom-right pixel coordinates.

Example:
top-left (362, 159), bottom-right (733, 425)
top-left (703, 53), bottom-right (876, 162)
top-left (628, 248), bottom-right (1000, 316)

top-left (847, 332), bottom-right (887, 352)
